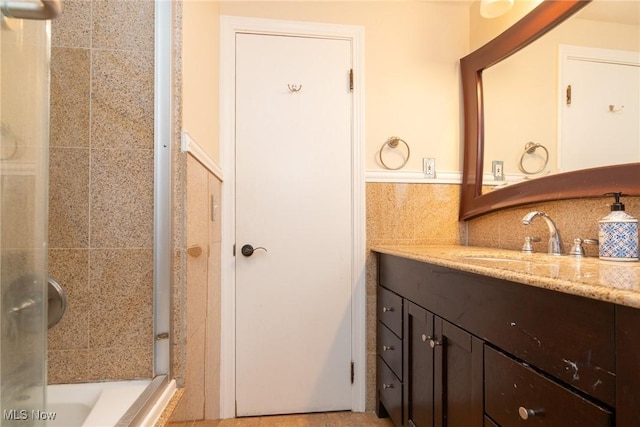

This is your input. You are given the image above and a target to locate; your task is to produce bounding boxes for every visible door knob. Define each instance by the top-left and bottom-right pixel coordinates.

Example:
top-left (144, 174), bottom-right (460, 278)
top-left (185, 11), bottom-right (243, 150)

top-left (241, 244), bottom-right (267, 257)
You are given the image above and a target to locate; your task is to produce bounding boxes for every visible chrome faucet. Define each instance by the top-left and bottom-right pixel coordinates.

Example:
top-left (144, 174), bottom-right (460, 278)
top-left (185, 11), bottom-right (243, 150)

top-left (522, 211), bottom-right (563, 255)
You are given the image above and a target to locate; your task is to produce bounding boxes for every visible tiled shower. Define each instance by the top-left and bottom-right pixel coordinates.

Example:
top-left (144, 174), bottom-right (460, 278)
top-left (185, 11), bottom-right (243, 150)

top-left (47, 0), bottom-right (156, 384)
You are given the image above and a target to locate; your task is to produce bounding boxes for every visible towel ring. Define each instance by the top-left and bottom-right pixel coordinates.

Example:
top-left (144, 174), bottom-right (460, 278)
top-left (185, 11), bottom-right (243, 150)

top-left (518, 142), bottom-right (548, 175)
top-left (379, 137), bottom-right (410, 170)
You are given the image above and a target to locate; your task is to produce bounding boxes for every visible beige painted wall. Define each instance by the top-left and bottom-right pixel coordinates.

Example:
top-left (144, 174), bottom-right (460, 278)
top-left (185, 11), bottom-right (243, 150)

top-left (469, 0), bottom-right (541, 50)
top-left (219, 1), bottom-right (471, 173)
top-left (182, 0), bottom-right (221, 162)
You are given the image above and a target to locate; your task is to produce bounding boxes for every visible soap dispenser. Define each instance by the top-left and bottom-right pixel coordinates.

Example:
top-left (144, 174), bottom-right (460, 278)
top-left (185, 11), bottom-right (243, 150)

top-left (598, 193), bottom-right (638, 261)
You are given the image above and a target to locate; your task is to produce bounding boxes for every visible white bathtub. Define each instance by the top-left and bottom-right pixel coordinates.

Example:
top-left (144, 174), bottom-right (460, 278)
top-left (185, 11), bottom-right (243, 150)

top-left (46, 380), bottom-right (151, 427)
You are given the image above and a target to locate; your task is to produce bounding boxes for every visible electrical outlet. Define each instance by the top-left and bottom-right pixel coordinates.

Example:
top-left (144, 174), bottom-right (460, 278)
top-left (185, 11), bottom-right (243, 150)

top-left (492, 160), bottom-right (504, 180)
top-left (424, 158), bottom-right (436, 179)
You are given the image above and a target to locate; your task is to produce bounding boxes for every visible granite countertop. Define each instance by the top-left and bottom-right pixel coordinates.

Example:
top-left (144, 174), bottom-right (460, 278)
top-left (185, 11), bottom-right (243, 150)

top-left (371, 245), bottom-right (640, 309)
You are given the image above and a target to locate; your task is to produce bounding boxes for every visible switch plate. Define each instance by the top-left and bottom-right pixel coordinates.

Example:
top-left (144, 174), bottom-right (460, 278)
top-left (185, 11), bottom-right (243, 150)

top-left (424, 158), bottom-right (436, 179)
top-left (492, 160), bottom-right (504, 180)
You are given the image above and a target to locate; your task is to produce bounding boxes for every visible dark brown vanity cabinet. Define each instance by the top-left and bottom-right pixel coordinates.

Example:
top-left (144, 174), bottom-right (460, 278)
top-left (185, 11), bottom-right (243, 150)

top-left (404, 301), bottom-right (483, 427)
top-left (377, 286), bottom-right (404, 427)
top-left (375, 252), bottom-right (640, 427)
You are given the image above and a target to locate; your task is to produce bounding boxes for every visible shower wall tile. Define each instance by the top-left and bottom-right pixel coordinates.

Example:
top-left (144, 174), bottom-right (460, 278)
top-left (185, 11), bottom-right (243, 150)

top-left (91, 50), bottom-right (154, 150)
top-left (51, 0), bottom-right (92, 49)
top-left (49, 0), bottom-right (156, 385)
top-left (87, 346), bottom-right (153, 381)
top-left (48, 148), bottom-right (90, 248)
top-left (48, 349), bottom-right (89, 384)
top-left (48, 249), bottom-right (89, 351)
top-left (92, 0), bottom-right (155, 52)
top-left (90, 148), bottom-right (154, 248)
top-left (88, 249), bottom-right (153, 349)
top-left (50, 48), bottom-right (90, 148)
top-left (1, 176), bottom-right (36, 249)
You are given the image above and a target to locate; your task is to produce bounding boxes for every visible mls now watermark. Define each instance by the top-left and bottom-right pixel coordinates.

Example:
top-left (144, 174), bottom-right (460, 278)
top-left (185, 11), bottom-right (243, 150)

top-left (4, 409), bottom-right (57, 421)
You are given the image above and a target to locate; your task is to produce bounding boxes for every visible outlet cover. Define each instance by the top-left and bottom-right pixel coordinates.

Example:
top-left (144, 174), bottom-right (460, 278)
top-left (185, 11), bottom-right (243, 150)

top-left (492, 160), bottom-right (504, 180)
top-left (424, 158), bottom-right (436, 178)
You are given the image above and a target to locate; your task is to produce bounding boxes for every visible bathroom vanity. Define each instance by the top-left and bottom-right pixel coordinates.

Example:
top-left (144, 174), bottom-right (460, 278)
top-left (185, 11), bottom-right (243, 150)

top-left (373, 246), bottom-right (640, 427)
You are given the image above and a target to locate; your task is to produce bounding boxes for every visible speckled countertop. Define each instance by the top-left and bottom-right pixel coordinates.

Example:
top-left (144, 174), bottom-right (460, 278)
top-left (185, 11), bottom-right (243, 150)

top-left (371, 245), bottom-right (640, 309)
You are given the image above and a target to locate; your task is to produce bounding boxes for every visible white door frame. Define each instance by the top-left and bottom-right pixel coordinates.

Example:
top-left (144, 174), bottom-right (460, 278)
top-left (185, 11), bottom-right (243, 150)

top-left (219, 16), bottom-right (366, 418)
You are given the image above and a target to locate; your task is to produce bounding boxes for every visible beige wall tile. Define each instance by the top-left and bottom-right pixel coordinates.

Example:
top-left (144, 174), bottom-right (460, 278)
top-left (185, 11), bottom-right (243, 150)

top-left (366, 183), bottom-right (462, 246)
top-left (90, 148), bottom-right (154, 248)
top-left (92, 0), bottom-right (155, 52)
top-left (48, 249), bottom-right (89, 351)
top-left (467, 196), bottom-right (640, 255)
top-left (51, 0), bottom-right (91, 49)
top-left (187, 156), bottom-right (210, 247)
top-left (49, 148), bottom-right (90, 248)
top-left (87, 346), bottom-right (153, 381)
top-left (171, 324), bottom-right (206, 422)
top-left (49, 0), bottom-right (156, 385)
top-left (48, 349), bottom-right (89, 384)
top-left (50, 48), bottom-right (90, 148)
top-left (186, 245), bottom-right (208, 340)
top-left (1, 176), bottom-right (37, 249)
top-left (88, 249), bottom-right (153, 349)
top-left (205, 240), bottom-right (222, 420)
top-left (91, 49), bottom-right (154, 149)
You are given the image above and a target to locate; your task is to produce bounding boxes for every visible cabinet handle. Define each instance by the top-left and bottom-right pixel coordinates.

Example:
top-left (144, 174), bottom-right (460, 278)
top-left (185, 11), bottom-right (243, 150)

top-left (518, 407), bottom-right (540, 420)
top-left (382, 345), bottom-right (394, 351)
top-left (429, 339), bottom-right (442, 348)
top-left (382, 306), bottom-right (394, 312)
top-left (422, 334), bottom-right (432, 342)
top-left (382, 383), bottom-right (394, 389)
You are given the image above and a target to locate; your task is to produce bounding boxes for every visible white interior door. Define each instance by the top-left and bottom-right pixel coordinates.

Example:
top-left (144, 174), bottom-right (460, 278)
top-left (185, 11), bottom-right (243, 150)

top-left (235, 33), bottom-right (353, 417)
top-left (559, 48), bottom-right (640, 171)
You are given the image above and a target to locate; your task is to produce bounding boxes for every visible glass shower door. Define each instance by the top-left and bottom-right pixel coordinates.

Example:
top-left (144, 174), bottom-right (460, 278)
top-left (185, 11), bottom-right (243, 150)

top-left (1, 3), bottom-right (54, 425)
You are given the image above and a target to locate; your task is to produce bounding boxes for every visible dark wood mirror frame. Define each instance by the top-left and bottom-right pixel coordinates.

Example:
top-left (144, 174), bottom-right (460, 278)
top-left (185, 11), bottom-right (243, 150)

top-left (459, 0), bottom-right (640, 220)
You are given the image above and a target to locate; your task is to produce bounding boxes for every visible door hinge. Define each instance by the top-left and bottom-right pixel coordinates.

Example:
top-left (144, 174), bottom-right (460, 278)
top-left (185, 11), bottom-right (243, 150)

top-left (233, 244), bottom-right (236, 256)
top-left (349, 69), bottom-right (354, 92)
top-left (566, 84), bottom-right (572, 105)
top-left (351, 361), bottom-right (355, 384)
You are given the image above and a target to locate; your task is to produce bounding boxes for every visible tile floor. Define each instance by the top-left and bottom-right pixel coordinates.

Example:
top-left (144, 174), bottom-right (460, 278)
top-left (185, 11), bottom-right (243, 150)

top-left (168, 412), bottom-right (394, 427)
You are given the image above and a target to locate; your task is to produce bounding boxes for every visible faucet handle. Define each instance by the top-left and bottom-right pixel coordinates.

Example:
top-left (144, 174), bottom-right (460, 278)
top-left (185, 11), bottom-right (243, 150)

top-left (522, 236), bottom-right (542, 253)
top-left (569, 238), bottom-right (599, 257)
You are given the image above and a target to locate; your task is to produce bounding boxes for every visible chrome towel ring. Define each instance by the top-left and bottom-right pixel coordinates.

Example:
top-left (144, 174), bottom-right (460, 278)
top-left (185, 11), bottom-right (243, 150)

top-left (518, 142), bottom-right (548, 175)
top-left (379, 136), bottom-right (410, 170)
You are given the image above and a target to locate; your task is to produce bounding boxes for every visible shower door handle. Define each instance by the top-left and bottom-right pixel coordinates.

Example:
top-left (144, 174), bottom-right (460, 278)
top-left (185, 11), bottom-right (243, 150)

top-left (1, 0), bottom-right (62, 20)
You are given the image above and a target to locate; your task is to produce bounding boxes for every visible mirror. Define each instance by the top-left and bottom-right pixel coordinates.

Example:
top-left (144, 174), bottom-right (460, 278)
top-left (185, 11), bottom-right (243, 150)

top-left (460, 0), bottom-right (640, 220)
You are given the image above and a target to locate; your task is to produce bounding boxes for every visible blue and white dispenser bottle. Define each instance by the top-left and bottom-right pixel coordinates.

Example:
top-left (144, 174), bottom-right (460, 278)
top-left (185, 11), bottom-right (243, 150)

top-left (598, 193), bottom-right (639, 262)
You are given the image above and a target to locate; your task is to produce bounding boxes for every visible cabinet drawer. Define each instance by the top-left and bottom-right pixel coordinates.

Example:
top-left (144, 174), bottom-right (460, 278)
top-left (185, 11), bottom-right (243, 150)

top-left (377, 286), bottom-right (402, 337)
top-left (377, 356), bottom-right (402, 427)
top-left (377, 321), bottom-right (402, 379)
top-left (485, 346), bottom-right (612, 427)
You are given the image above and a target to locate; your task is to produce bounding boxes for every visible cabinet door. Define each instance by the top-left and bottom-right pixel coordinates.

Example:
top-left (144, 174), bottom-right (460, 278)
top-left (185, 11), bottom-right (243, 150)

top-left (404, 301), bottom-right (435, 427)
top-left (616, 305), bottom-right (640, 427)
top-left (435, 318), bottom-right (484, 427)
